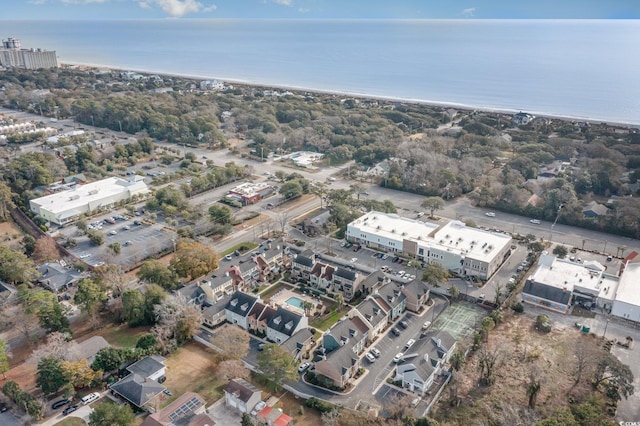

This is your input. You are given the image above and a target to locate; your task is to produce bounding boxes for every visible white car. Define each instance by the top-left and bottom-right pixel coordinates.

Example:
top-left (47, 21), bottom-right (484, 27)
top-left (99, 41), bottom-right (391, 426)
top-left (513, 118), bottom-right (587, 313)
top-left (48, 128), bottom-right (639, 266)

top-left (530, 219), bottom-right (541, 224)
top-left (108, 230), bottom-right (117, 235)
top-left (404, 339), bottom-right (415, 350)
top-left (351, 257), bottom-right (358, 263)
top-left (251, 401), bottom-right (266, 416)
top-left (485, 212), bottom-right (496, 217)
top-left (365, 352), bottom-right (376, 363)
top-left (422, 321), bottom-right (432, 330)
top-left (403, 274), bottom-right (411, 280)
top-left (370, 347), bottom-right (381, 358)
top-left (397, 270), bottom-right (406, 276)
top-left (297, 362), bottom-right (311, 374)
top-left (393, 352), bottom-right (404, 363)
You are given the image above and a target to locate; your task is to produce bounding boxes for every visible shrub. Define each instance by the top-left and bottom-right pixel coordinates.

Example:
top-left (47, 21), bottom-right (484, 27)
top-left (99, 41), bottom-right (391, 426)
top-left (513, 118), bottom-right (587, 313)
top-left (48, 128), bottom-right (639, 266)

top-left (512, 302), bottom-right (524, 313)
top-left (306, 397), bottom-right (337, 413)
top-left (536, 314), bottom-right (551, 333)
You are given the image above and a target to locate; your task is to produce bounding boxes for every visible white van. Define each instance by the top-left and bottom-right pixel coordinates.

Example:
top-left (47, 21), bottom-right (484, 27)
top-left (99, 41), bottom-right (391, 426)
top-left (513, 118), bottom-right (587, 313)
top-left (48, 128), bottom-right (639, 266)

top-left (81, 392), bottom-right (100, 405)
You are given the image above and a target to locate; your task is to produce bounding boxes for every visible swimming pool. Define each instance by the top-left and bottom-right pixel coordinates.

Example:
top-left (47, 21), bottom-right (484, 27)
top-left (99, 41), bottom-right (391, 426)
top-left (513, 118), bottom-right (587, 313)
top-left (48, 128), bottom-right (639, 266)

top-left (285, 296), bottom-right (304, 309)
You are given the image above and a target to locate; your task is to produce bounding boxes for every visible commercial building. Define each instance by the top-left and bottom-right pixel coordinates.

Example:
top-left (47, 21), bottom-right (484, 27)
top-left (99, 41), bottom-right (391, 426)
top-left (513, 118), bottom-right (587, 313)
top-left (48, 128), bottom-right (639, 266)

top-left (611, 262), bottom-right (640, 322)
top-left (227, 182), bottom-right (274, 205)
top-left (346, 211), bottom-right (512, 280)
top-left (29, 176), bottom-right (149, 225)
top-left (0, 38), bottom-right (58, 69)
top-left (522, 255), bottom-right (619, 314)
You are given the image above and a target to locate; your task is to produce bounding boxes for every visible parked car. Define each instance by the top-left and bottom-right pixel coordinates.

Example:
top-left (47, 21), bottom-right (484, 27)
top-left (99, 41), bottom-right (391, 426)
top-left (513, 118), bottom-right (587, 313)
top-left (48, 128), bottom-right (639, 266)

top-left (298, 362), bottom-right (311, 374)
top-left (370, 347), bottom-right (381, 358)
top-left (257, 343), bottom-right (266, 351)
top-left (485, 212), bottom-right (496, 217)
top-left (404, 339), bottom-right (415, 351)
top-left (365, 352), bottom-right (376, 363)
top-left (52, 399), bottom-right (71, 410)
top-left (108, 230), bottom-right (117, 235)
top-left (63, 405), bottom-right (79, 416)
top-left (225, 255), bottom-right (233, 261)
top-left (530, 219), bottom-right (541, 224)
top-left (400, 320), bottom-right (409, 329)
top-left (251, 401), bottom-right (266, 416)
top-left (391, 327), bottom-right (401, 336)
top-left (422, 321), bottom-right (432, 330)
top-left (393, 353), bottom-right (404, 363)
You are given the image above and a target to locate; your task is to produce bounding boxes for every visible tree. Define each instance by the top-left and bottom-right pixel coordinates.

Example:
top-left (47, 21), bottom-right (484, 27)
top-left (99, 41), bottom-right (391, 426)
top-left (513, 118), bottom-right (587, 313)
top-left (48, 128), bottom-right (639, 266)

top-left (277, 211), bottom-right (289, 237)
top-left (0, 338), bottom-right (10, 379)
top-left (321, 408), bottom-right (341, 426)
top-left (89, 401), bottom-right (135, 426)
top-left (152, 294), bottom-right (203, 352)
top-left (552, 245), bottom-right (568, 258)
top-left (241, 412), bottom-right (255, 426)
top-left (593, 352), bottom-right (634, 400)
top-left (302, 301), bottom-right (314, 316)
top-left (169, 240), bottom-right (218, 281)
top-left (36, 356), bottom-right (67, 395)
top-left (86, 229), bottom-right (105, 246)
top-left (311, 181), bottom-right (329, 208)
top-left (256, 343), bottom-right (298, 392)
top-left (526, 369), bottom-right (542, 409)
top-left (209, 204), bottom-right (232, 225)
top-left (477, 345), bottom-right (500, 386)
top-left (18, 285), bottom-right (71, 333)
top-left (122, 289), bottom-right (146, 326)
top-left (0, 181), bottom-right (15, 221)
top-left (536, 314), bottom-right (551, 333)
top-left (108, 242), bottom-right (122, 255)
top-left (421, 263), bottom-right (450, 287)
top-left (217, 359), bottom-right (250, 382)
top-left (421, 196), bottom-right (445, 218)
top-left (32, 237), bottom-right (60, 263)
top-left (349, 182), bottom-right (365, 200)
top-left (480, 317), bottom-right (495, 342)
top-left (279, 181), bottom-right (303, 201)
top-left (91, 347), bottom-right (129, 373)
top-left (0, 245), bottom-right (39, 284)
top-left (449, 351), bottom-right (465, 372)
top-left (137, 260), bottom-right (178, 290)
top-left (447, 285), bottom-right (460, 300)
top-left (74, 278), bottom-right (107, 329)
top-left (61, 359), bottom-right (102, 393)
top-left (135, 333), bottom-right (157, 351)
top-left (28, 331), bottom-right (70, 364)
top-left (213, 326), bottom-right (250, 360)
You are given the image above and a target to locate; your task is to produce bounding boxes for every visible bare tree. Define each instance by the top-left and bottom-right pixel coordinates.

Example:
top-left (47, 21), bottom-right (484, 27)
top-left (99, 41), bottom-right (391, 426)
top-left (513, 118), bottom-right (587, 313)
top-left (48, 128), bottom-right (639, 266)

top-left (321, 408), bottom-right (341, 426)
top-left (477, 344), bottom-right (500, 386)
top-left (216, 359), bottom-right (250, 382)
top-left (152, 294), bottom-right (203, 353)
top-left (13, 306), bottom-right (42, 347)
top-left (383, 393), bottom-right (414, 421)
top-left (28, 331), bottom-right (72, 364)
top-left (573, 337), bottom-right (593, 385)
top-left (213, 326), bottom-right (250, 360)
top-left (32, 237), bottom-right (60, 263)
top-left (277, 211), bottom-right (289, 237)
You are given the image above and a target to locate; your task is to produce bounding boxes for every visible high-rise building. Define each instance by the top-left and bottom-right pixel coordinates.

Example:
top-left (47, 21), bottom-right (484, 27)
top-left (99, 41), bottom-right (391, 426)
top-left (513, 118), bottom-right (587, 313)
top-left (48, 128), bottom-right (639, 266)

top-left (0, 37), bottom-right (58, 69)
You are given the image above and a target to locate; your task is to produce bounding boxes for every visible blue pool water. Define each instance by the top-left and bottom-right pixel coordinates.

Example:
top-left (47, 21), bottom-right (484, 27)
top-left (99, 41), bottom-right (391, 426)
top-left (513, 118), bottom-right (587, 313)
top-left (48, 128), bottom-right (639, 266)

top-left (285, 296), bottom-right (304, 309)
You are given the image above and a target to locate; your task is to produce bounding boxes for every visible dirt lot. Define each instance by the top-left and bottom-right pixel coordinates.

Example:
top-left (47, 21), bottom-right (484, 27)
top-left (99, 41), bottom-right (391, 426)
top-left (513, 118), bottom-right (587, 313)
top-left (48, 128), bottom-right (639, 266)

top-left (272, 391), bottom-right (322, 426)
top-left (0, 221), bottom-right (25, 250)
top-left (432, 312), bottom-right (616, 425)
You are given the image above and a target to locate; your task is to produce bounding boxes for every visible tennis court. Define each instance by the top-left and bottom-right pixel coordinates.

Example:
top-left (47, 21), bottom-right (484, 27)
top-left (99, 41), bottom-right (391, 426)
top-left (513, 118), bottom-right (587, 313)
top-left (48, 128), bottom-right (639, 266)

top-left (432, 302), bottom-right (486, 340)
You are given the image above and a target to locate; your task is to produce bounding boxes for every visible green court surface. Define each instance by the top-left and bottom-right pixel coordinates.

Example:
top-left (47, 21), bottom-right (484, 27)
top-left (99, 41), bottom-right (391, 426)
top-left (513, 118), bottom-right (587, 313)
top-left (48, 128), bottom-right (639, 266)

top-left (432, 302), bottom-right (486, 340)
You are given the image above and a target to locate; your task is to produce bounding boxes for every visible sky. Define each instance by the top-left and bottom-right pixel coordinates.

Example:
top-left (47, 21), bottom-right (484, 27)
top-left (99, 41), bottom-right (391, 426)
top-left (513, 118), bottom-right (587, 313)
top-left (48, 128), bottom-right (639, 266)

top-left (3, 0), bottom-right (640, 20)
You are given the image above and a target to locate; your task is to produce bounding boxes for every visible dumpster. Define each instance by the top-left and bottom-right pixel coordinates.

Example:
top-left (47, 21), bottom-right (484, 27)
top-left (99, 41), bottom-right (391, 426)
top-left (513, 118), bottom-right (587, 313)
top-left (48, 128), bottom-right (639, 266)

top-left (582, 325), bottom-right (590, 333)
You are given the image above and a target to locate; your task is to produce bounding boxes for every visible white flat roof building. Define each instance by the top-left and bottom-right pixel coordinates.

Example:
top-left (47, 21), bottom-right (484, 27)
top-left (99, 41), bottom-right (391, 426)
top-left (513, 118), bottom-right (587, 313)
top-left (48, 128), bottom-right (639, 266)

top-left (528, 255), bottom-right (618, 304)
top-left (30, 176), bottom-right (149, 225)
top-left (611, 262), bottom-right (640, 322)
top-left (346, 211), bottom-right (512, 279)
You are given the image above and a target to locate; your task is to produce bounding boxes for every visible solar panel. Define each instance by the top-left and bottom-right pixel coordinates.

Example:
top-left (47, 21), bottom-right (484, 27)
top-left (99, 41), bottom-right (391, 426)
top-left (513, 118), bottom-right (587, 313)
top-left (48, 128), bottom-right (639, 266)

top-left (168, 397), bottom-right (202, 421)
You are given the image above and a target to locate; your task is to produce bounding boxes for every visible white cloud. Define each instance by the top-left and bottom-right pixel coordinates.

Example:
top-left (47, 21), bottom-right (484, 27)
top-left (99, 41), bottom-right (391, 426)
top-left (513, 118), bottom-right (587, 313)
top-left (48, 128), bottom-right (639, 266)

top-left (60, 0), bottom-right (109, 4)
top-left (298, 7), bottom-right (309, 13)
top-left (273, 0), bottom-right (292, 6)
top-left (462, 7), bottom-right (476, 17)
top-left (28, 0), bottom-right (49, 4)
top-left (137, 0), bottom-right (214, 17)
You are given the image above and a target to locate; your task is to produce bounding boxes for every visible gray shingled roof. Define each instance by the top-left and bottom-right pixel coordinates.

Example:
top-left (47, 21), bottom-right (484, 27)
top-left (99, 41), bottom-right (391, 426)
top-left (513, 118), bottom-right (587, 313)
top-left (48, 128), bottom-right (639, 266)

top-left (268, 306), bottom-right (304, 337)
top-left (111, 373), bottom-right (166, 407)
top-left (334, 267), bottom-right (356, 281)
top-left (224, 378), bottom-right (261, 403)
top-left (126, 355), bottom-right (166, 378)
top-left (294, 255), bottom-right (314, 268)
top-left (225, 291), bottom-right (259, 317)
top-left (356, 298), bottom-right (387, 328)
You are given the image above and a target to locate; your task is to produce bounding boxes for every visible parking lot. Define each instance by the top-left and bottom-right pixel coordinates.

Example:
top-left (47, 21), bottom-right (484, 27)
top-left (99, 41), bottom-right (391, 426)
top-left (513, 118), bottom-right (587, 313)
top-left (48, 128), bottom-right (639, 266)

top-left (64, 211), bottom-right (174, 267)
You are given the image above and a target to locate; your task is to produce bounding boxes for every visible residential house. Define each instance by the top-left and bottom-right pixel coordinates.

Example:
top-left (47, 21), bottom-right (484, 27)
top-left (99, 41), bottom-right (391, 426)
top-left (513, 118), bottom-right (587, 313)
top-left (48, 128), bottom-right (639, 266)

top-left (37, 262), bottom-right (85, 293)
top-left (224, 378), bottom-right (262, 414)
top-left (513, 112), bottom-right (534, 125)
top-left (65, 336), bottom-right (110, 364)
top-left (353, 298), bottom-right (388, 342)
top-left (175, 282), bottom-right (214, 306)
top-left (373, 282), bottom-right (407, 320)
top-left (394, 331), bottom-right (457, 394)
top-left (360, 270), bottom-right (388, 296)
top-left (228, 259), bottom-right (261, 290)
top-left (110, 374), bottom-right (166, 410)
top-left (314, 316), bottom-right (369, 388)
top-left (142, 392), bottom-right (210, 426)
top-left (281, 328), bottom-right (314, 361)
top-left (266, 306), bottom-right (308, 344)
top-left (256, 406), bottom-right (293, 426)
top-left (225, 291), bottom-right (260, 330)
top-left (402, 279), bottom-right (430, 313)
top-left (208, 273), bottom-right (234, 301)
top-left (292, 251), bottom-right (315, 282)
top-left (246, 302), bottom-right (268, 334)
top-left (309, 261), bottom-right (335, 291)
top-left (126, 355), bottom-right (167, 381)
top-left (332, 267), bottom-right (361, 301)
top-left (255, 244), bottom-right (285, 282)
top-left (255, 305), bottom-right (278, 336)
top-left (202, 294), bottom-right (231, 328)
top-left (582, 201), bottom-right (608, 218)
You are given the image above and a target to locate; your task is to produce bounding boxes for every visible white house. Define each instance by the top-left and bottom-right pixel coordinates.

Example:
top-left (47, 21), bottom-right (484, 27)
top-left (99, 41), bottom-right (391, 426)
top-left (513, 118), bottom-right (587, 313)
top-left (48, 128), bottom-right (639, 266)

top-left (611, 262), bottom-right (640, 322)
top-left (224, 378), bottom-right (262, 414)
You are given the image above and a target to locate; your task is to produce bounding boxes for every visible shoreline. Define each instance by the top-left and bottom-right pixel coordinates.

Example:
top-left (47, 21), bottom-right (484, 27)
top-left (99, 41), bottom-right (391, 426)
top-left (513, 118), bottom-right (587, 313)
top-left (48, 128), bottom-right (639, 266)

top-left (63, 61), bottom-right (640, 129)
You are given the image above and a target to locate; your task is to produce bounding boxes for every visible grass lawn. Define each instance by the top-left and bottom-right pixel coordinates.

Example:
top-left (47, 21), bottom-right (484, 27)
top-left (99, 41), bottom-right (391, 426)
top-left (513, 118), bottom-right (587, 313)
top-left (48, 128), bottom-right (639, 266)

top-left (54, 418), bottom-right (87, 426)
top-left (99, 324), bottom-right (151, 348)
top-left (221, 241), bottom-right (259, 256)
top-left (162, 342), bottom-right (225, 406)
top-left (310, 308), bottom-right (347, 331)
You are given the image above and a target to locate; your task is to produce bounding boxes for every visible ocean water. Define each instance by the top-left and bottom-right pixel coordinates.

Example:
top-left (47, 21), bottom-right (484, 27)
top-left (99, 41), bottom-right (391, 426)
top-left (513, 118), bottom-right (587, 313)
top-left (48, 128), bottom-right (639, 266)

top-left (1, 19), bottom-right (639, 125)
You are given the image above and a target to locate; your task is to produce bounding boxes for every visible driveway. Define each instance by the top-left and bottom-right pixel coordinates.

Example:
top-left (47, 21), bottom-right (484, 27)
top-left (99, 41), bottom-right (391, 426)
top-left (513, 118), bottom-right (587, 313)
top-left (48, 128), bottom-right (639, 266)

top-left (207, 397), bottom-right (242, 425)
